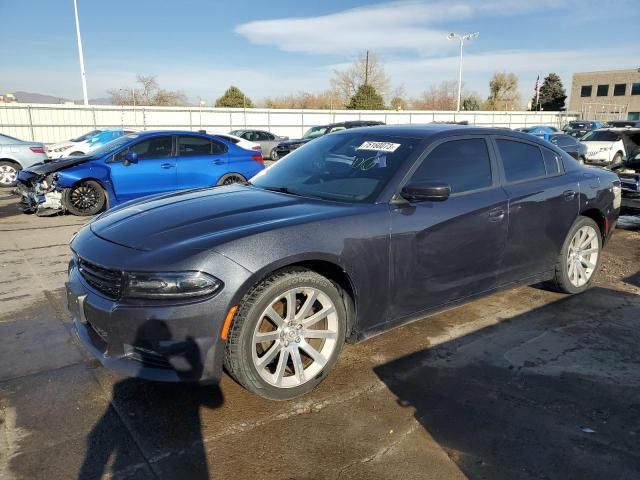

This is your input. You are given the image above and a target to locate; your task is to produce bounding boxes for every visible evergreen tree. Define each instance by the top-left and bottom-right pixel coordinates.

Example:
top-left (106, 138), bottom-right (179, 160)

top-left (346, 84), bottom-right (385, 110)
top-left (532, 73), bottom-right (566, 111)
top-left (462, 95), bottom-right (481, 111)
top-left (215, 86), bottom-right (254, 108)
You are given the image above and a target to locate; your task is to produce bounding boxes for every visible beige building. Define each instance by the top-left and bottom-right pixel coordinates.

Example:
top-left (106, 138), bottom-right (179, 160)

top-left (569, 68), bottom-right (640, 121)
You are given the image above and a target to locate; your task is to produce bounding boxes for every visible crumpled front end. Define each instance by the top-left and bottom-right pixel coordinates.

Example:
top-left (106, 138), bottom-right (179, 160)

top-left (16, 170), bottom-right (64, 216)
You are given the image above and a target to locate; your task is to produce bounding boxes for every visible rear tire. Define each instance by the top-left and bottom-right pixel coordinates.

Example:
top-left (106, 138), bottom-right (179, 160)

top-left (224, 268), bottom-right (346, 400)
top-left (270, 148), bottom-right (278, 161)
top-left (545, 216), bottom-right (602, 294)
top-left (69, 151), bottom-right (84, 156)
top-left (62, 180), bottom-right (106, 216)
top-left (217, 173), bottom-right (246, 186)
top-left (0, 160), bottom-right (21, 187)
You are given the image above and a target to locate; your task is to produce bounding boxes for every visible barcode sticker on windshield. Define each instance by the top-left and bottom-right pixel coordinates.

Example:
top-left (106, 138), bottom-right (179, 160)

top-left (357, 141), bottom-right (401, 153)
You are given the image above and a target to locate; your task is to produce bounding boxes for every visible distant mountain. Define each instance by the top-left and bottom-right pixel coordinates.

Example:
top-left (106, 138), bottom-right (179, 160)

top-left (6, 91), bottom-right (112, 105)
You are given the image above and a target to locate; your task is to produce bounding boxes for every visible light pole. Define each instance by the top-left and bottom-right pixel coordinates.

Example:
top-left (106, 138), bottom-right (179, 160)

top-left (447, 31), bottom-right (479, 112)
top-left (73, 0), bottom-right (89, 105)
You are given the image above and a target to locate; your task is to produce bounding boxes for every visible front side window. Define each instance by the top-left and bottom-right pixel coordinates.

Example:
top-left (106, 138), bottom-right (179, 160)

top-left (580, 85), bottom-right (592, 97)
top-left (178, 136), bottom-right (211, 156)
top-left (251, 133), bottom-right (419, 203)
top-left (614, 83), bottom-right (627, 96)
top-left (497, 139), bottom-right (546, 183)
top-left (597, 84), bottom-right (609, 97)
top-left (411, 138), bottom-right (492, 194)
top-left (115, 136), bottom-right (172, 161)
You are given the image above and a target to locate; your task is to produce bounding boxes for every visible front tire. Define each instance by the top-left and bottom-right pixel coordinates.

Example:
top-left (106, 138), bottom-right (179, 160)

top-left (270, 148), bottom-right (278, 161)
top-left (62, 180), bottom-right (106, 216)
top-left (0, 161), bottom-right (21, 187)
top-left (225, 268), bottom-right (347, 400)
top-left (546, 216), bottom-right (602, 294)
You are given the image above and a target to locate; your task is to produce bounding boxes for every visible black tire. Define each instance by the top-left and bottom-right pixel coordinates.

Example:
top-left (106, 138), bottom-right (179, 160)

top-left (0, 160), bottom-right (21, 188)
top-left (217, 173), bottom-right (246, 186)
top-left (270, 148), bottom-right (278, 161)
top-left (69, 151), bottom-right (84, 156)
top-left (545, 216), bottom-right (602, 294)
top-left (225, 268), bottom-right (347, 400)
top-left (62, 180), bottom-right (106, 216)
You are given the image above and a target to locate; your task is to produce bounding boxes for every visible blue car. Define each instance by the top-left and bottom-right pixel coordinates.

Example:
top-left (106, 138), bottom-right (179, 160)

top-left (16, 130), bottom-right (265, 216)
top-left (515, 125), bottom-right (559, 142)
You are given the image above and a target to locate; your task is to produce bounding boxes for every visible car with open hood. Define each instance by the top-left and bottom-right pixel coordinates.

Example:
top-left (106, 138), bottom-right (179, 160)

top-left (580, 128), bottom-right (636, 167)
top-left (274, 120), bottom-right (384, 158)
top-left (17, 130), bottom-right (264, 216)
top-left (610, 128), bottom-right (640, 212)
top-left (66, 124), bottom-right (621, 400)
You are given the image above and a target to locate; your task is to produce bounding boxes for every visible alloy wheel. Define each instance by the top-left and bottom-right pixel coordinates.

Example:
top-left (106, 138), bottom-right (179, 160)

top-left (70, 184), bottom-right (99, 212)
top-left (567, 225), bottom-right (599, 287)
top-left (0, 165), bottom-right (17, 186)
top-left (223, 174), bottom-right (245, 185)
top-left (251, 287), bottom-right (339, 388)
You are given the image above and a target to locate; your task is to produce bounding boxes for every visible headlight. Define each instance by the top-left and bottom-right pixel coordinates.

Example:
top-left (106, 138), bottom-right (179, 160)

top-left (123, 271), bottom-right (222, 299)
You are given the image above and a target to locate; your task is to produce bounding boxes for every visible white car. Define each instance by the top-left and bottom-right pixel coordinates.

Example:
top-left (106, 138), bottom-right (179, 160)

top-left (47, 129), bottom-right (136, 159)
top-left (212, 133), bottom-right (261, 152)
top-left (581, 129), bottom-right (627, 167)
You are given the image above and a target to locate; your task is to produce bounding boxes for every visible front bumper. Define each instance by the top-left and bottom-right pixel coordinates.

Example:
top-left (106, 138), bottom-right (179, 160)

top-left (584, 155), bottom-right (611, 166)
top-left (621, 194), bottom-right (640, 211)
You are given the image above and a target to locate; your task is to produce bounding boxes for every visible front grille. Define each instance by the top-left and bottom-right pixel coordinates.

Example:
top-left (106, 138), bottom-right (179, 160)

top-left (78, 257), bottom-right (123, 299)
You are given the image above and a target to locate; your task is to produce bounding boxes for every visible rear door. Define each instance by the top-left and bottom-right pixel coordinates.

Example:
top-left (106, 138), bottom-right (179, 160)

top-left (176, 135), bottom-right (228, 188)
top-left (390, 136), bottom-right (509, 319)
top-left (494, 137), bottom-right (579, 285)
top-left (108, 135), bottom-right (175, 202)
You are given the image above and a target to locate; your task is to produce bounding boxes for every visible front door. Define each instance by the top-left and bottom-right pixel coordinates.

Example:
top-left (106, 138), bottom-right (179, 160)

top-left (109, 135), bottom-right (175, 202)
top-left (390, 137), bottom-right (509, 319)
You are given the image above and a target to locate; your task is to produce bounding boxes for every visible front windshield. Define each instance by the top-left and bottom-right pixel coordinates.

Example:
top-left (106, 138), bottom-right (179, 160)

top-left (71, 130), bottom-right (101, 142)
top-left (87, 134), bottom-right (138, 158)
top-left (302, 126), bottom-right (329, 139)
top-left (582, 131), bottom-right (620, 142)
top-left (250, 132), bottom-right (419, 203)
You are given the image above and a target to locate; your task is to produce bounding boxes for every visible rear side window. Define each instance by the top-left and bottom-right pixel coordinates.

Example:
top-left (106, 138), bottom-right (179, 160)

top-left (412, 138), bottom-right (492, 194)
top-left (497, 139), bottom-right (546, 183)
top-left (542, 148), bottom-right (560, 176)
top-left (178, 136), bottom-right (211, 156)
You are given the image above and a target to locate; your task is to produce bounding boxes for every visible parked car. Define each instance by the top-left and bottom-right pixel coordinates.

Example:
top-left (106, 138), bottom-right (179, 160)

top-left (604, 120), bottom-right (640, 128)
top-left (208, 132), bottom-right (261, 153)
top-left (229, 130), bottom-right (289, 160)
top-left (274, 120), bottom-right (385, 158)
top-left (16, 131), bottom-right (264, 216)
top-left (548, 133), bottom-right (588, 162)
top-left (515, 125), bottom-right (559, 141)
top-left (47, 129), bottom-right (136, 159)
top-left (611, 131), bottom-right (640, 213)
top-left (581, 129), bottom-right (631, 167)
top-left (66, 125), bottom-right (620, 400)
top-left (562, 120), bottom-right (602, 139)
top-left (0, 133), bottom-right (47, 187)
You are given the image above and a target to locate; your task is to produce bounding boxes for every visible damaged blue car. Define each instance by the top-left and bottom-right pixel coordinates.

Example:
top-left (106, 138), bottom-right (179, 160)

top-left (16, 130), bottom-right (265, 216)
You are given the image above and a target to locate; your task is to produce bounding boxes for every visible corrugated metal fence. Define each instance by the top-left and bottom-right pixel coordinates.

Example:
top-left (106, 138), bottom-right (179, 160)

top-left (0, 103), bottom-right (579, 144)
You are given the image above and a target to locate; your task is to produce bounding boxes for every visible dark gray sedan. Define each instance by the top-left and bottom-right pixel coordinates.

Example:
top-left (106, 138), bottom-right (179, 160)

top-left (67, 125), bottom-right (621, 399)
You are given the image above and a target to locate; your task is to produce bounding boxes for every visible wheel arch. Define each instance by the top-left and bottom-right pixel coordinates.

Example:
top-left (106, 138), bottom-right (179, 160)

top-left (0, 158), bottom-right (22, 167)
top-left (233, 256), bottom-right (358, 342)
top-left (579, 208), bottom-right (606, 240)
top-left (65, 177), bottom-right (112, 209)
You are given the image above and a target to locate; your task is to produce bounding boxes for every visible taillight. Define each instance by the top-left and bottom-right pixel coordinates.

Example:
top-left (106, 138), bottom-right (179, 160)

top-left (251, 153), bottom-right (264, 166)
top-left (30, 147), bottom-right (46, 154)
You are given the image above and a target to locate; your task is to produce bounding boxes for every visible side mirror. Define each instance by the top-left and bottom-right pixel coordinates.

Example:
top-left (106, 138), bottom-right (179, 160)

top-left (123, 151), bottom-right (138, 166)
top-left (401, 181), bottom-right (451, 202)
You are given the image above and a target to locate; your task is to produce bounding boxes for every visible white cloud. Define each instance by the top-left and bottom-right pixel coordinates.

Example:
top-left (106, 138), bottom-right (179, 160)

top-left (235, 0), bottom-right (567, 55)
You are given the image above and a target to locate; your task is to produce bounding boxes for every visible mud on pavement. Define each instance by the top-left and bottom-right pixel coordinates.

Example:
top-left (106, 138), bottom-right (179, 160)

top-left (1, 190), bottom-right (639, 480)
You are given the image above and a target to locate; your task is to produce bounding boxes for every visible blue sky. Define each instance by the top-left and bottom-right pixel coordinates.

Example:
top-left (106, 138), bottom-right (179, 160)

top-left (1, 0), bottom-right (638, 103)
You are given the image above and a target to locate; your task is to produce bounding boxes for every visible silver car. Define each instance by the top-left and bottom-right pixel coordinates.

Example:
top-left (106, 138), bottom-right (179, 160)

top-left (229, 130), bottom-right (288, 160)
top-left (0, 133), bottom-right (48, 187)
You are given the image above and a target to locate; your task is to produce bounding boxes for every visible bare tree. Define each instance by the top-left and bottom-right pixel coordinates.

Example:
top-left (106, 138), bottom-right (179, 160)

top-left (484, 72), bottom-right (521, 111)
top-left (330, 51), bottom-right (390, 107)
top-left (109, 75), bottom-right (187, 106)
top-left (411, 81), bottom-right (459, 110)
top-left (258, 90), bottom-right (339, 109)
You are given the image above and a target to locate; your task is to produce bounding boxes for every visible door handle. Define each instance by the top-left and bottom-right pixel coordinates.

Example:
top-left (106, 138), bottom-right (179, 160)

top-left (563, 190), bottom-right (576, 200)
top-left (212, 159), bottom-right (224, 165)
top-left (160, 163), bottom-right (175, 169)
top-left (488, 208), bottom-right (505, 222)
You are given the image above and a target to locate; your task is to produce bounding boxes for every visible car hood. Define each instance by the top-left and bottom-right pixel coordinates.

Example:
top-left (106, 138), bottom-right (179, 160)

top-left (26, 155), bottom-right (93, 175)
top-left (90, 185), bottom-right (356, 252)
